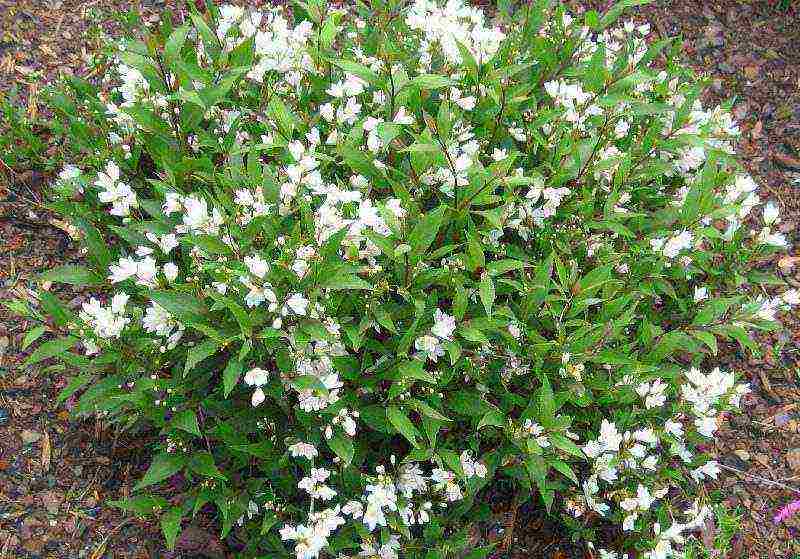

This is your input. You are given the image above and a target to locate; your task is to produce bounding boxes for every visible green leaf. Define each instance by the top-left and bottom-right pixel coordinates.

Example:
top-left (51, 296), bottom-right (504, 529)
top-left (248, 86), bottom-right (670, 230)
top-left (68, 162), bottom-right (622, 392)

top-left (549, 433), bottom-right (584, 459)
top-left (550, 459), bottom-right (578, 484)
top-left (268, 96), bottom-right (299, 138)
top-left (487, 259), bottom-right (524, 277)
top-left (478, 409), bottom-right (505, 430)
top-left (479, 274), bottom-right (495, 317)
top-left (330, 58), bottom-right (383, 86)
top-left (24, 336), bottom-right (78, 367)
top-left (404, 74), bottom-right (453, 90)
top-left (447, 390), bottom-right (492, 417)
top-left (185, 339), bottom-right (219, 373)
top-left (184, 234), bottom-right (232, 255)
top-left (291, 375), bottom-right (330, 396)
top-left (135, 452), bottom-right (186, 490)
top-left (40, 264), bottom-right (102, 286)
top-left (692, 330), bottom-right (718, 355)
top-left (161, 506), bottom-right (183, 551)
top-left (465, 232), bottom-right (485, 272)
top-left (170, 409), bottom-right (201, 437)
top-left (387, 406), bottom-right (421, 448)
top-left (537, 376), bottom-right (556, 423)
top-left (327, 433), bottom-right (354, 466)
top-left (188, 12), bottom-right (220, 61)
top-left (410, 398), bottom-right (452, 422)
top-left (261, 511), bottom-right (279, 535)
top-left (223, 359), bottom-right (243, 397)
top-left (57, 373), bottom-right (93, 404)
top-left (458, 325), bottom-right (489, 344)
top-left (74, 217), bottom-right (112, 270)
top-left (320, 272), bottom-right (373, 291)
top-left (21, 326), bottom-right (46, 351)
top-left (397, 360), bottom-right (436, 384)
top-left (407, 205), bottom-right (447, 261)
top-left (188, 451), bottom-right (225, 479)
top-left (372, 305), bottom-right (398, 333)
top-left (150, 290), bottom-right (208, 323)
top-left (646, 330), bottom-right (691, 363)
top-left (464, 546), bottom-right (495, 559)
top-left (164, 24), bottom-right (190, 63)
top-left (576, 264), bottom-right (612, 297)
top-left (110, 495), bottom-right (168, 516)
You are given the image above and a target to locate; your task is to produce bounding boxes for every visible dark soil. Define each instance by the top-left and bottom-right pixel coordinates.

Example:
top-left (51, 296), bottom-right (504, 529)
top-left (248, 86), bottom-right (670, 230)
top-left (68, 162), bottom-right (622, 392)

top-left (1, 1), bottom-right (799, 558)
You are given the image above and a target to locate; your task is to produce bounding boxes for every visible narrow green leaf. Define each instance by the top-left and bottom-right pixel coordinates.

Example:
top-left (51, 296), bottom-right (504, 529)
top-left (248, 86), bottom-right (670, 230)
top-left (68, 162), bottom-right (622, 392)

top-left (292, 375), bottom-right (330, 396)
top-left (150, 290), bottom-right (208, 323)
top-left (188, 451), bottom-right (225, 479)
top-left (407, 205), bottom-right (447, 261)
top-left (135, 453), bottom-right (186, 490)
top-left (24, 336), bottom-right (78, 367)
top-left (185, 339), bottom-right (219, 373)
top-left (170, 409), bottom-right (201, 437)
top-left (21, 326), bottom-right (46, 351)
top-left (161, 506), bottom-right (183, 551)
top-left (327, 434), bottom-right (354, 466)
top-left (387, 406), bottom-right (421, 448)
top-left (40, 264), bottom-right (102, 286)
top-left (223, 359), bottom-right (243, 397)
top-left (479, 274), bottom-right (495, 317)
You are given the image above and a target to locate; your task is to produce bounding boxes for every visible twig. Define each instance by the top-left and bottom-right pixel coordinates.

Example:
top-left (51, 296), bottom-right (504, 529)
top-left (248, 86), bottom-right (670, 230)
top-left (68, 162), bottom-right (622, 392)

top-left (717, 463), bottom-right (800, 494)
top-left (501, 495), bottom-right (519, 551)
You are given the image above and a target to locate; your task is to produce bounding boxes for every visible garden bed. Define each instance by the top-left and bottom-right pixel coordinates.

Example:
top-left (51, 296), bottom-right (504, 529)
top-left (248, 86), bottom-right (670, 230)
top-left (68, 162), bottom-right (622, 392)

top-left (1, 1), bottom-right (799, 558)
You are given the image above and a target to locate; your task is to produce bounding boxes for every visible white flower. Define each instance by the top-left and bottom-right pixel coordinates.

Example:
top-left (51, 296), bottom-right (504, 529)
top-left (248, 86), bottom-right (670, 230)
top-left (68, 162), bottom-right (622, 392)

top-left (244, 367), bottom-right (270, 386)
top-left (163, 192), bottom-right (182, 214)
top-left (244, 254), bottom-right (270, 278)
top-left (691, 460), bottom-right (721, 482)
top-left (431, 308), bottom-right (456, 340)
top-left (491, 148), bottom-right (508, 161)
top-left (163, 262), bottom-right (179, 282)
top-left (694, 414), bottom-right (718, 438)
top-left (415, 334), bottom-right (444, 362)
top-left (285, 293), bottom-right (309, 316)
top-left (342, 500), bottom-right (364, 518)
top-left (80, 296), bottom-right (130, 339)
top-left (96, 161), bottom-right (137, 216)
top-left (363, 477), bottom-right (398, 531)
top-left (143, 303), bottom-right (177, 337)
top-left (280, 523), bottom-right (329, 559)
top-left (782, 289), bottom-right (800, 306)
top-left (386, 198), bottom-right (407, 218)
top-left (109, 256), bottom-right (139, 283)
top-left (58, 164), bottom-right (81, 182)
top-left (396, 463), bottom-right (427, 497)
top-left (757, 227), bottom-right (788, 247)
top-left (289, 442), bottom-right (318, 460)
top-left (693, 286), bottom-right (708, 302)
top-left (460, 450), bottom-right (487, 478)
top-left (298, 468), bottom-right (337, 501)
top-left (597, 419), bottom-right (623, 453)
top-left (763, 201), bottom-right (780, 225)
top-left (614, 119), bottom-right (630, 138)
top-left (664, 419), bottom-right (684, 438)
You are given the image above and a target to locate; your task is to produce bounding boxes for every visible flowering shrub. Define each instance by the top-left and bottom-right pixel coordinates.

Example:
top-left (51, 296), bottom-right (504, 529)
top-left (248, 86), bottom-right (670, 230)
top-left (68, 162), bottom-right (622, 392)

top-left (14, 0), bottom-right (798, 557)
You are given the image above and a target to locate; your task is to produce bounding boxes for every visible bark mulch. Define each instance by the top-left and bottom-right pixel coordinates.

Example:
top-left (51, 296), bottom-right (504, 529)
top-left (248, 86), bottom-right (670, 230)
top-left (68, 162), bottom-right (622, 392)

top-left (1, 1), bottom-right (799, 558)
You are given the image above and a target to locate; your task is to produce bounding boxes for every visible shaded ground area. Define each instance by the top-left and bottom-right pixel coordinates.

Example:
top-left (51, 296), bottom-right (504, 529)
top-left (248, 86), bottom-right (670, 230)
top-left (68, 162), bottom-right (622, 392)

top-left (1, 0), bottom-right (799, 558)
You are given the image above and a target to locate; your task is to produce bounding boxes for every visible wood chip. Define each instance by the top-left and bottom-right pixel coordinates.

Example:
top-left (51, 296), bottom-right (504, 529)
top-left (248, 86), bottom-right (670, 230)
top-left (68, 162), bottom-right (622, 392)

top-left (41, 430), bottom-right (51, 473)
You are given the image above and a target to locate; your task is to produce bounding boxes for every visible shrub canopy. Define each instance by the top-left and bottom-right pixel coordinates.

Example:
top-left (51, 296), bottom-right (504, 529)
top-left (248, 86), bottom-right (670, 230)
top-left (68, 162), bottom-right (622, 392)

top-left (18, 0), bottom-right (796, 558)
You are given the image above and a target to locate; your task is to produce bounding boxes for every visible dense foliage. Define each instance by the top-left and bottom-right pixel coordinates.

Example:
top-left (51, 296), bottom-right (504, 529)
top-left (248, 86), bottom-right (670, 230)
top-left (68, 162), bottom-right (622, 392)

top-left (11, 0), bottom-right (797, 557)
